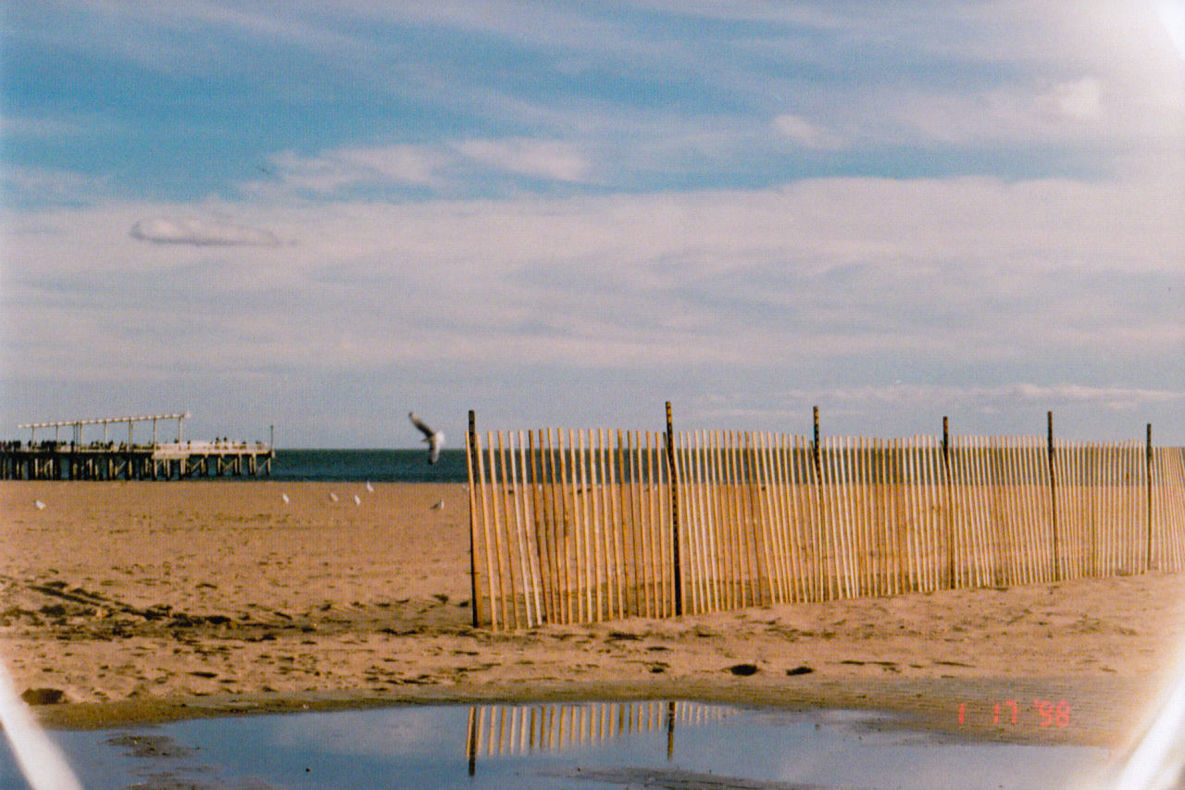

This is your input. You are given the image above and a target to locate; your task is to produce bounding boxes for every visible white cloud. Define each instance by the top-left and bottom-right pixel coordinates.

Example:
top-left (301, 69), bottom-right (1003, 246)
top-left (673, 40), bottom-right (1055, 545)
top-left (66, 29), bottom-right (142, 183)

top-left (453, 139), bottom-right (591, 183)
top-left (772, 114), bottom-right (845, 150)
top-left (0, 116), bottom-right (85, 138)
top-left (808, 383), bottom-right (1184, 410)
top-left (692, 383), bottom-right (1185, 439)
top-left (254, 146), bottom-right (449, 196)
top-left (10, 173), bottom-right (1184, 372)
top-left (1041, 78), bottom-right (1102, 123)
top-left (755, 5), bottom-right (1184, 170)
top-left (252, 139), bottom-right (592, 199)
top-left (887, 79), bottom-right (1112, 148)
top-left (5, 168), bottom-right (1184, 440)
top-left (334, 146), bottom-right (447, 185)
top-left (128, 216), bottom-right (280, 246)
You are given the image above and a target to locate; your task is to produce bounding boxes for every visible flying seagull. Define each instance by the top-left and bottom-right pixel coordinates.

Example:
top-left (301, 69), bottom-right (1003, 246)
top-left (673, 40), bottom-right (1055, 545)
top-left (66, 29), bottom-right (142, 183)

top-left (409, 412), bottom-right (444, 464)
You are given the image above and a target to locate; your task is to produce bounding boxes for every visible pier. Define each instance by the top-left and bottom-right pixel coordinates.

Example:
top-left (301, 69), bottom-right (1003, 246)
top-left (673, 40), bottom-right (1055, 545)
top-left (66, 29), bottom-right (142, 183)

top-left (1, 413), bottom-right (274, 480)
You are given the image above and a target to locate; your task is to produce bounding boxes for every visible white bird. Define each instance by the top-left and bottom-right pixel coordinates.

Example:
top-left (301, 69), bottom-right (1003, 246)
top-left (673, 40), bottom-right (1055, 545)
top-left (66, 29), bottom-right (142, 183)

top-left (329, 492), bottom-right (339, 502)
top-left (33, 501), bottom-right (45, 511)
top-left (408, 412), bottom-right (444, 464)
top-left (353, 494), bottom-right (361, 506)
top-left (365, 481), bottom-right (374, 493)
top-left (281, 493), bottom-right (290, 504)
top-left (431, 500), bottom-right (445, 510)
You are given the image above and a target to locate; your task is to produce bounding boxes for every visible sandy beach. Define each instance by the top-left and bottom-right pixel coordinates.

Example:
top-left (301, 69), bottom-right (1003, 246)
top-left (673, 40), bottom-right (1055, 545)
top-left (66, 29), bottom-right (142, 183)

top-left (2, 480), bottom-right (1184, 749)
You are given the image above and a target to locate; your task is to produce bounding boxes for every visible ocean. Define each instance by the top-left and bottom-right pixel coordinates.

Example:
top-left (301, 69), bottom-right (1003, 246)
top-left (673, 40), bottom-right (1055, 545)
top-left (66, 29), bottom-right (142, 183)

top-left (271, 449), bottom-right (469, 483)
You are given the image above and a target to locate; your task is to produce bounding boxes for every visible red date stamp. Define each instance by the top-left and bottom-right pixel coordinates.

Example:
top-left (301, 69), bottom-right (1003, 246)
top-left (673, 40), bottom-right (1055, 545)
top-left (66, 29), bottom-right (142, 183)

top-left (957, 700), bottom-right (1070, 728)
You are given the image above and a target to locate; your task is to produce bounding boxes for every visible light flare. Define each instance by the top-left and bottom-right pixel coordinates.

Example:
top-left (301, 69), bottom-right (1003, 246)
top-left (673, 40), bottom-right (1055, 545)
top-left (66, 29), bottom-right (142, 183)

top-left (1111, 643), bottom-right (1185, 789)
top-left (0, 661), bottom-right (82, 790)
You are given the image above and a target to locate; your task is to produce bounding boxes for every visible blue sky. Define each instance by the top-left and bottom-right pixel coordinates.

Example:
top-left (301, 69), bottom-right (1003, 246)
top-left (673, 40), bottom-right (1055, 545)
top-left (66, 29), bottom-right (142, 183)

top-left (2, 1), bottom-right (1184, 447)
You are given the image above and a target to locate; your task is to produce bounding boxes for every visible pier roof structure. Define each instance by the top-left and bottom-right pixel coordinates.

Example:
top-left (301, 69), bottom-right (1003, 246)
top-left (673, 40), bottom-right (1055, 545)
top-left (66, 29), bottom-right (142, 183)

top-left (18, 412), bottom-right (190, 443)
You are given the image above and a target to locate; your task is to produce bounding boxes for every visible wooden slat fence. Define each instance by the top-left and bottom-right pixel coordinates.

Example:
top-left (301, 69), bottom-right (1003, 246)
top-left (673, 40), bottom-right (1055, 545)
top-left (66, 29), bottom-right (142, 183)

top-left (466, 429), bottom-right (1185, 630)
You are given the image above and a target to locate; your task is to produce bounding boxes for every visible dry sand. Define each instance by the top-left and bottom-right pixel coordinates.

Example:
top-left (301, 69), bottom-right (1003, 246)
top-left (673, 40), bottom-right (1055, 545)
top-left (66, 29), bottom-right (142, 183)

top-left (2, 480), bottom-right (1184, 749)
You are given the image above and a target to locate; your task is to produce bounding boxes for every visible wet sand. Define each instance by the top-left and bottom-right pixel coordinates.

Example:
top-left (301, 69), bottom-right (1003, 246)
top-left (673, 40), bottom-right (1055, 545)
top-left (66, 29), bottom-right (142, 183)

top-left (2, 480), bottom-right (1183, 748)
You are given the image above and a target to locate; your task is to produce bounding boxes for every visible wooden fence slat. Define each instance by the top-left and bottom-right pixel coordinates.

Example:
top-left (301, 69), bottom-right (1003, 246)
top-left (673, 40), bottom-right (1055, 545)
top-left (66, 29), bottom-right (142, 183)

top-left (784, 435), bottom-right (807, 602)
top-left (490, 433), bottom-right (515, 628)
top-left (623, 431), bottom-right (640, 618)
top-left (765, 432), bottom-right (787, 604)
top-left (748, 432), bottom-right (773, 604)
top-left (504, 433), bottom-right (531, 627)
top-left (672, 431), bottom-right (689, 613)
top-left (721, 431), bottom-right (743, 611)
top-left (721, 432), bottom-right (743, 606)
top-left (947, 436), bottom-right (966, 588)
top-left (753, 432), bottom-right (778, 604)
top-left (675, 432), bottom-right (693, 613)
top-left (518, 431), bottom-right (545, 625)
top-left (555, 429), bottom-right (573, 624)
top-left (610, 430), bottom-right (629, 619)
top-left (638, 432), bottom-right (655, 617)
top-left (703, 431), bottom-right (721, 610)
top-left (1101, 442), bottom-right (1111, 576)
top-left (1010, 436), bottom-right (1032, 586)
top-left (708, 431), bottom-right (731, 610)
top-left (831, 437), bottom-right (852, 598)
top-left (1019, 435), bottom-right (1040, 585)
top-left (1002, 437), bottom-right (1022, 586)
top-left (603, 429), bottom-right (621, 620)
top-left (902, 437), bottom-right (920, 592)
top-left (589, 430), bottom-right (604, 621)
top-left (775, 434), bottom-right (800, 603)
top-left (698, 430), bottom-right (720, 613)
top-left (700, 430), bottom-right (723, 612)
top-left (467, 427), bottom-right (1185, 629)
top-left (968, 437), bottom-right (991, 588)
top-left (587, 429), bottom-right (604, 622)
top-left (569, 430), bottom-right (585, 622)
top-left (534, 430), bottom-right (558, 623)
top-left (871, 437), bottom-right (889, 597)
top-left (473, 433), bottom-right (497, 629)
top-left (652, 431), bottom-right (670, 617)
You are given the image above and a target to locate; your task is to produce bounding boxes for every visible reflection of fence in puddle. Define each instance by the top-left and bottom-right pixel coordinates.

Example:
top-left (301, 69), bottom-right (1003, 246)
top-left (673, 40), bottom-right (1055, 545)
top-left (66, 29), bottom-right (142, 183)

top-left (464, 701), bottom-right (738, 773)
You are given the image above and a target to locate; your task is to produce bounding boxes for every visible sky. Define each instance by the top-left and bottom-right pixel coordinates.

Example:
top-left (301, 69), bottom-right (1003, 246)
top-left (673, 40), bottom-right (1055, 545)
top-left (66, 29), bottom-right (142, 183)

top-left (1, 1), bottom-right (1184, 447)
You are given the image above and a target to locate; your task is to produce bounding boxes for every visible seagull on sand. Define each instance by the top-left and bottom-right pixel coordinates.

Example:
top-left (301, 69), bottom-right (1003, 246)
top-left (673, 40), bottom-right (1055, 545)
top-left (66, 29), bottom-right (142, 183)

top-left (329, 492), bottom-right (339, 502)
top-left (353, 494), bottom-right (361, 506)
top-left (409, 412), bottom-right (444, 464)
top-left (365, 481), bottom-right (374, 493)
top-left (281, 493), bottom-right (290, 504)
top-left (33, 500), bottom-right (45, 511)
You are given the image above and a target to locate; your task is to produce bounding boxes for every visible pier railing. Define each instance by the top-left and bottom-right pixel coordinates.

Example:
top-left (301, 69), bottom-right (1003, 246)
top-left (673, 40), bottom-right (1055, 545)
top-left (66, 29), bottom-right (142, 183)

top-left (0, 439), bottom-right (274, 480)
top-left (465, 426), bottom-right (1185, 630)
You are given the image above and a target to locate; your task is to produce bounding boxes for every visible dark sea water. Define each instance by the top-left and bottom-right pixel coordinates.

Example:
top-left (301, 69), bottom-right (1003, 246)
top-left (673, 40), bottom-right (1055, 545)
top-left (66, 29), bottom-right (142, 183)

top-left (271, 449), bottom-right (469, 483)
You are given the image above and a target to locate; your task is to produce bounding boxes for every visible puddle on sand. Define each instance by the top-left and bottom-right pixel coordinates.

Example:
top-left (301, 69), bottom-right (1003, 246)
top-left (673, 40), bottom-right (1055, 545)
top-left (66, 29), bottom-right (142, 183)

top-left (0, 701), bottom-right (1117, 790)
